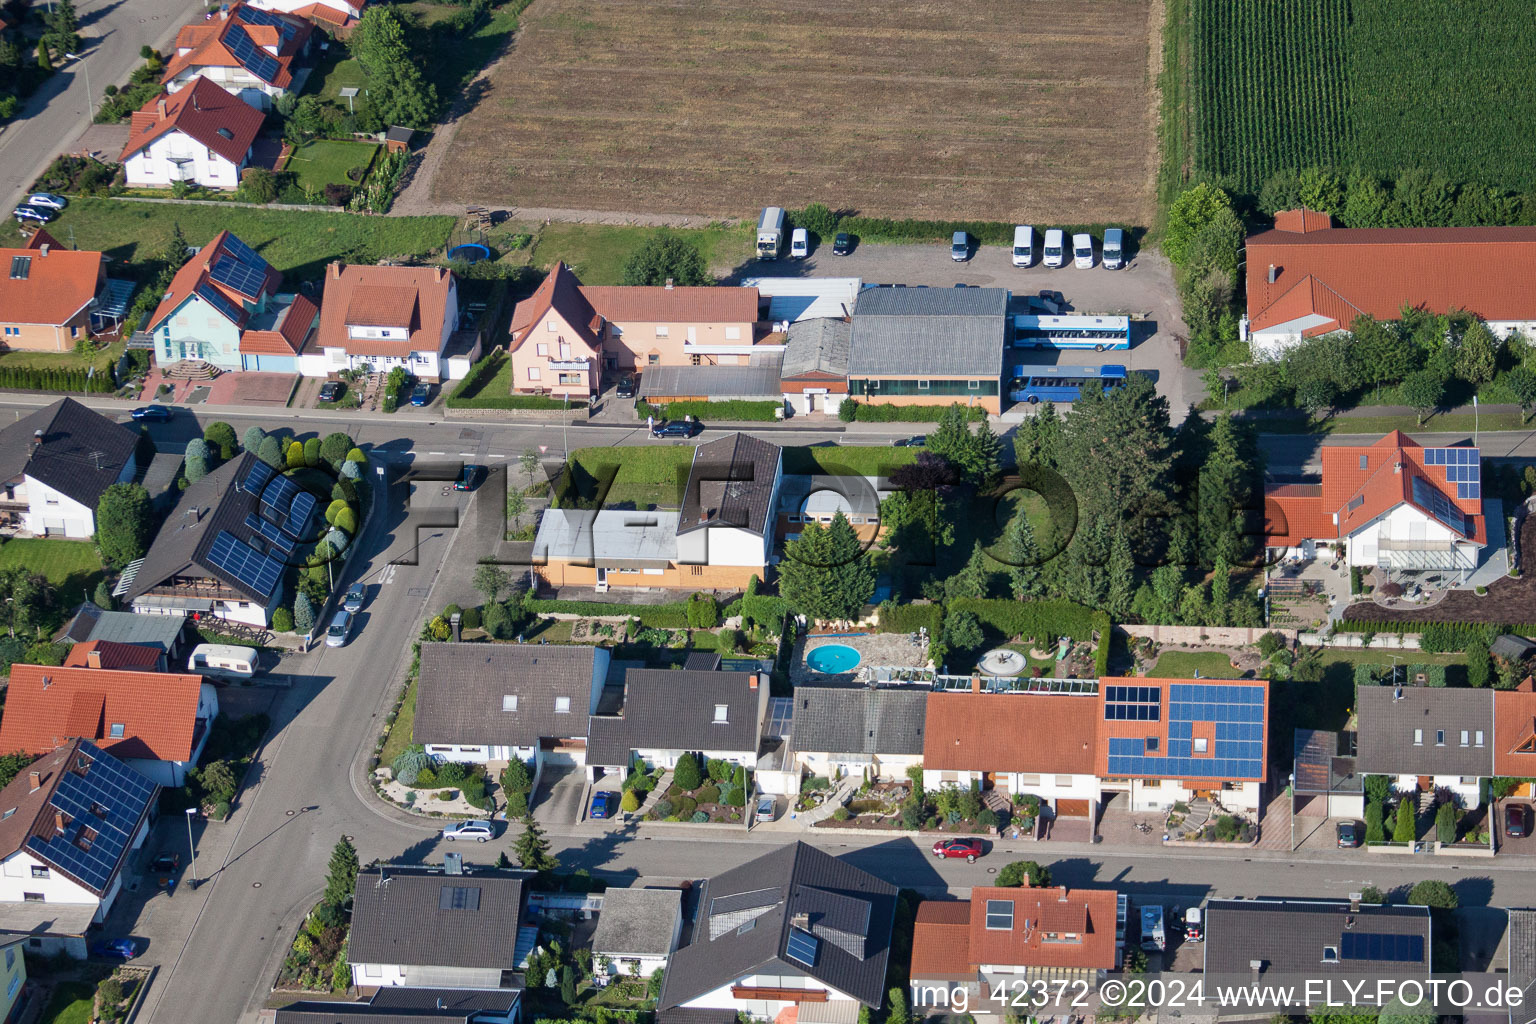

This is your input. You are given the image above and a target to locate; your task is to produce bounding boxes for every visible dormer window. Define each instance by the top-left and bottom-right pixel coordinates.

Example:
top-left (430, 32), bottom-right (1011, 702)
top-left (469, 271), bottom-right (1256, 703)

top-left (714, 705), bottom-right (728, 723)
top-left (1323, 946), bottom-right (1339, 963)
top-left (217, 127), bottom-right (234, 140)
top-left (502, 695), bottom-right (518, 712)
top-left (555, 697), bottom-right (571, 714)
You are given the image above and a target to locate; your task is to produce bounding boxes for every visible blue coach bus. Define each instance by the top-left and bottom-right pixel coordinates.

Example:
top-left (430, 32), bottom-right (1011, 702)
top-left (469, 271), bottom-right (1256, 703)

top-left (1009, 364), bottom-right (1128, 404)
top-left (1013, 313), bottom-right (1132, 351)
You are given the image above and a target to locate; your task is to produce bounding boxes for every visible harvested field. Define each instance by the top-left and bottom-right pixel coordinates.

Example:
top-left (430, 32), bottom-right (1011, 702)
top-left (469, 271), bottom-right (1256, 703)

top-left (435, 0), bottom-right (1159, 222)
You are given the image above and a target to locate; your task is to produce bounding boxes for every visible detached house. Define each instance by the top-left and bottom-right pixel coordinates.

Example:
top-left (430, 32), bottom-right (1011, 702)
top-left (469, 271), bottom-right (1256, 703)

top-left (0, 230), bottom-right (107, 352)
top-left (0, 398), bottom-right (140, 538)
top-left (506, 262), bottom-right (603, 400)
top-left (586, 668), bottom-right (768, 780)
top-left (0, 740), bottom-right (158, 955)
top-left (1355, 686), bottom-right (1492, 808)
top-left (121, 77), bottom-right (265, 190)
top-left (162, 4), bottom-right (312, 111)
top-left (301, 262), bottom-right (458, 381)
top-left (1204, 899), bottom-right (1430, 985)
top-left (147, 230), bottom-right (318, 372)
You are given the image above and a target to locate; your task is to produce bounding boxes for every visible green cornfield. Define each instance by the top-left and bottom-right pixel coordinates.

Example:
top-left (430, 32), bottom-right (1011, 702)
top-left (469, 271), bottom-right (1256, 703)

top-left (1192, 0), bottom-right (1536, 193)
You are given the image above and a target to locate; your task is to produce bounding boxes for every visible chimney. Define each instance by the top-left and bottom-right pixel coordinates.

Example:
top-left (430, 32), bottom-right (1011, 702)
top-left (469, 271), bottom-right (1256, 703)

top-left (748, 672), bottom-right (759, 691)
top-left (39, 243), bottom-right (49, 257)
top-left (30, 429), bottom-right (43, 453)
top-left (87, 648), bottom-right (102, 669)
top-left (665, 278), bottom-right (674, 290)
top-left (54, 811), bottom-right (65, 834)
top-left (444, 850), bottom-right (463, 875)
top-left (1394, 460), bottom-right (1402, 474)
top-left (1267, 265), bottom-right (1277, 284)
top-left (1249, 959), bottom-right (1264, 982)
top-left (970, 673), bottom-right (981, 694)
top-left (1349, 892), bottom-right (1362, 912)
top-left (450, 612), bottom-right (462, 643)
top-left (157, 98), bottom-right (167, 120)
top-left (28, 772), bottom-right (40, 793)
top-left (1058, 887), bottom-right (1069, 902)
top-left (330, 261), bottom-right (343, 280)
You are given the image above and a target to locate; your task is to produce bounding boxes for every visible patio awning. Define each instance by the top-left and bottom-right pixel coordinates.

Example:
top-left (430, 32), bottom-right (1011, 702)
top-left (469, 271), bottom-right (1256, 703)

top-left (1381, 548), bottom-right (1474, 571)
top-left (91, 277), bottom-right (136, 329)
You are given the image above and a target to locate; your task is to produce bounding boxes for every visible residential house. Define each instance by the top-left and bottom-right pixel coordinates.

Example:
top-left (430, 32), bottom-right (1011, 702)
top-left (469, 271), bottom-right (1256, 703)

top-left (1243, 209), bottom-right (1536, 357)
top-left (788, 686), bottom-right (927, 782)
top-left (162, 4), bottom-right (313, 111)
top-left (586, 669), bottom-right (768, 780)
top-left (847, 287), bottom-right (1008, 414)
top-left (1493, 682), bottom-right (1536, 797)
top-left (657, 842), bottom-right (897, 1018)
top-left (776, 474), bottom-right (884, 544)
top-left (505, 262), bottom-right (603, 400)
top-left (123, 453), bottom-right (317, 627)
top-left (591, 886), bottom-right (685, 979)
top-left (910, 887), bottom-right (1119, 1010)
top-left (0, 662), bottom-right (218, 787)
top-left (62, 640), bottom-right (168, 672)
top-left (0, 398), bottom-right (140, 538)
top-left (246, 0), bottom-right (364, 33)
top-left (348, 860), bottom-right (527, 993)
top-left (1262, 432), bottom-right (1487, 585)
top-left (146, 230), bottom-right (318, 372)
top-left (413, 643), bottom-right (610, 776)
top-left (1291, 728), bottom-right (1362, 820)
top-left (532, 432), bottom-right (782, 592)
top-left (779, 318), bottom-right (850, 416)
top-left (0, 740), bottom-right (158, 955)
top-left (54, 606), bottom-right (188, 660)
top-left (1203, 898), bottom-right (1430, 982)
top-left (1355, 685), bottom-right (1492, 808)
top-left (0, 937), bottom-right (26, 1020)
top-left (277, 988), bottom-right (520, 1024)
top-left (0, 230), bottom-right (107, 352)
top-left (301, 262), bottom-right (458, 381)
top-left (121, 77), bottom-right (265, 190)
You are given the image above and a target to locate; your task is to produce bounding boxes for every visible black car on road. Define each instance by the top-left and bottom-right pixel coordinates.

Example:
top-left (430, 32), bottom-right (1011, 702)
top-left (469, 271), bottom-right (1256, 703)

top-left (651, 420), bottom-right (700, 439)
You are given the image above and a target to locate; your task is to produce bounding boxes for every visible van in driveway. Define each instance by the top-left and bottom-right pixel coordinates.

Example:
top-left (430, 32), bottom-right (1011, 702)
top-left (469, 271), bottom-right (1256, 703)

top-left (1012, 225), bottom-right (1035, 267)
top-left (1103, 227), bottom-right (1125, 269)
top-left (951, 231), bottom-right (969, 262)
top-left (1043, 229), bottom-right (1065, 268)
top-left (1073, 233), bottom-right (1094, 269)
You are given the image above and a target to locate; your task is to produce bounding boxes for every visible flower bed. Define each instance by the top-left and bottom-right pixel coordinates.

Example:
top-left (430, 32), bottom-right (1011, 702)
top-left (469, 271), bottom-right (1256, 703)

top-left (642, 755), bottom-right (749, 824)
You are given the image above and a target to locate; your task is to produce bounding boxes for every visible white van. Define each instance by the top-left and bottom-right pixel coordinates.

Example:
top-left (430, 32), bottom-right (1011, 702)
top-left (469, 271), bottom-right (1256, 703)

top-left (1012, 225), bottom-right (1034, 267)
top-left (790, 227), bottom-right (809, 259)
top-left (1042, 229), bottom-right (1065, 268)
top-left (1103, 227), bottom-right (1125, 270)
top-left (187, 643), bottom-right (258, 681)
top-left (1073, 233), bottom-right (1094, 269)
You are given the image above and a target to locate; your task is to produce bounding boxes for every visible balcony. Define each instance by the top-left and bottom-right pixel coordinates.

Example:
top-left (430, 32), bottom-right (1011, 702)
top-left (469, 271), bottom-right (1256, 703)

top-left (547, 359), bottom-right (590, 371)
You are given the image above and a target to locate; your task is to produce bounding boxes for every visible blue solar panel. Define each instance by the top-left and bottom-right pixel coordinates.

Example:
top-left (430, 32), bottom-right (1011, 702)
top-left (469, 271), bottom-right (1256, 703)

top-left (1340, 932), bottom-right (1424, 963)
top-left (27, 742), bottom-right (158, 893)
top-left (785, 928), bottom-right (819, 967)
top-left (1105, 685), bottom-right (1161, 721)
top-left (207, 530), bottom-right (283, 598)
top-left (245, 513), bottom-right (295, 555)
top-left (226, 26), bottom-right (281, 83)
top-left (236, 5), bottom-right (299, 44)
top-left (197, 283), bottom-right (243, 324)
top-left (1411, 476), bottom-right (1469, 535)
top-left (245, 458), bottom-right (274, 492)
top-left (260, 474), bottom-right (301, 526)
top-left (284, 490), bottom-right (317, 539)
top-left (210, 254), bottom-right (267, 300)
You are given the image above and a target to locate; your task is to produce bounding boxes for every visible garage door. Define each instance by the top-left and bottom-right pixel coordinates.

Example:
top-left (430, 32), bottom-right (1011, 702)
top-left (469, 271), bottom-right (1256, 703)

top-left (1057, 798), bottom-right (1092, 818)
top-left (540, 739), bottom-right (587, 767)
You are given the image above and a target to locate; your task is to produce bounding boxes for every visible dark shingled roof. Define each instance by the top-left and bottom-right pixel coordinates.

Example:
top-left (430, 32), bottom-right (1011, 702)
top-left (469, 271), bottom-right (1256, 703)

top-left (678, 433), bottom-right (782, 539)
top-left (413, 643), bottom-right (605, 748)
top-left (586, 669), bottom-right (763, 767)
top-left (659, 842), bottom-right (896, 1009)
top-left (791, 687), bottom-right (927, 757)
top-left (348, 866), bottom-right (525, 970)
top-left (275, 1005), bottom-right (476, 1023)
top-left (1355, 686), bottom-right (1494, 777)
top-left (1204, 899), bottom-right (1430, 977)
top-left (591, 886), bottom-right (684, 956)
top-left (1509, 909), bottom-right (1536, 994)
top-left (369, 988), bottom-right (522, 1013)
top-left (55, 606), bottom-right (186, 652)
top-left (0, 398), bottom-right (138, 511)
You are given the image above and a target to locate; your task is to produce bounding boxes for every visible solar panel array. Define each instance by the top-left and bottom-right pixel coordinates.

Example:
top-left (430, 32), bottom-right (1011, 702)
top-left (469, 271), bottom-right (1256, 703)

top-left (1340, 932), bottom-right (1425, 963)
top-left (1105, 683), bottom-right (1265, 781)
top-left (207, 529), bottom-right (283, 598)
top-left (210, 255), bottom-right (265, 301)
top-left (785, 928), bottom-right (819, 967)
top-left (1104, 685), bottom-right (1161, 721)
top-left (237, 5), bottom-right (300, 44)
top-left (196, 283), bottom-right (243, 324)
top-left (226, 25), bottom-right (281, 83)
top-left (1410, 476), bottom-right (1470, 536)
top-left (29, 745), bottom-right (158, 892)
top-left (245, 513), bottom-right (294, 555)
top-left (1423, 446), bottom-right (1481, 500)
top-left (245, 458), bottom-right (275, 492)
top-left (438, 884), bottom-right (481, 911)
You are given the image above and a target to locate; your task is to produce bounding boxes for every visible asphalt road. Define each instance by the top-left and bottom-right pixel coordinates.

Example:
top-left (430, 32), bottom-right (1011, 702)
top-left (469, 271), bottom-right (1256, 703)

top-left (0, 0), bottom-right (207, 213)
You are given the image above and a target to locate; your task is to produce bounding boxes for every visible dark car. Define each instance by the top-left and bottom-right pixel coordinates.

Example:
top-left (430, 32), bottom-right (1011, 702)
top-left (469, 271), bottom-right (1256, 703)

top-left (616, 376), bottom-right (637, 399)
top-left (651, 420), bottom-right (699, 439)
top-left (92, 938), bottom-right (140, 960)
top-left (13, 204), bottom-right (52, 224)
top-left (1508, 803), bottom-right (1530, 839)
top-left (931, 838), bottom-right (984, 862)
top-left (410, 382), bottom-right (432, 407)
top-left (149, 852), bottom-right (181, 889)
top-left (589, 791), bottom-right (619, 819)
top-left (454, 464), bottom-right (483, 491)
top-left (318, 381), bottom-right (343, 402)
top-left (893, 435), bottom-right (926, 447)
top-left (131, 405), bottom-right (172, 422)
top-left (1336, 820), bottom-right (1361, 848)
top-left (833, 232), bottom-right (853, 256)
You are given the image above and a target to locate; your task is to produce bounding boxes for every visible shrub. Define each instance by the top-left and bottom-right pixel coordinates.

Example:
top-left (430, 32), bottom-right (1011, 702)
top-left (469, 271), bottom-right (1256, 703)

top-left (698, 784), bottom-right (721, 804)
top-left (621, 789), bottom-right (641, 813)
top-left (948, 598), bottom-right (1100, 642)
top-left (686, 592), bottom-right (718, 628)
top-left (832, 807), bottom-right (851, 821)
top-left (690, 810), bottom-right (710, 823)
top-left (653, 799), bottom-right (674, 818)
top-left (523, 598), bottom-right (690, 628)
top-left (1408, 879), bottom-right (1458, 909)
top-left (1393, 799), bottom-right (1416, 843)
top-left (995, 860), bottom-right (1051, 887)
top-left (415, 766), bottom-right (438, 788)
top-left (977, 808), bottom-right (999, 828)
top-left (392, 746), bottom-right (431, 786)
top-left (1364, 801), bottom-right (1384, 843)
top-left (673, 753), bottom-right (703, 791)
top-left (1257, 631), bottom-right (1286, 657)
top-left (877, 601), bottom-right (943, 635)
top-left (461, 605), bottom-right (482, 630)
top-left (506, 791), bottom-right (529, 817)
top-left (1435, 802), bottom-right (1457, 844)
top-left (212, 799), bottom-right (231, 820)
top-left (721, 786), bottom-right (745, 807)
top-left (437, 762), bottom-right (468, 786)
top-left (273, 606), bottom-right (294, 633)
top-left (706, 758), bottom-right (732, 782)
top-left (675, 796), bottom-right (698, 817)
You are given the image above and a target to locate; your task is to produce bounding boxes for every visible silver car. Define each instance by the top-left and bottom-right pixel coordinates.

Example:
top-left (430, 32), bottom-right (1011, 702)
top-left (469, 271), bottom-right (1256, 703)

top-left (442, 820), bottom-right (495, 842)
top-left (324, 609), bottom-right (353, 647)
top-left (26, 193), bottom-right (67, 211)
top-left (755, 795), bottom-right (776, 822)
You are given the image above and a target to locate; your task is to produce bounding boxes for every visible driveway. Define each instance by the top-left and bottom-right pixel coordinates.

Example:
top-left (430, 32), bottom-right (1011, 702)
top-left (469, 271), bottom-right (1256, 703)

top-left (532, 766), bottom-right (586, 826)
top-left (1496, 799), bottom-right (1536, 855)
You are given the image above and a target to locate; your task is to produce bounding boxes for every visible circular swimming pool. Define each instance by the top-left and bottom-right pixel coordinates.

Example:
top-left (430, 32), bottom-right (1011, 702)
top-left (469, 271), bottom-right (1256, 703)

top-left (806, 644), bottom-right (862, 674)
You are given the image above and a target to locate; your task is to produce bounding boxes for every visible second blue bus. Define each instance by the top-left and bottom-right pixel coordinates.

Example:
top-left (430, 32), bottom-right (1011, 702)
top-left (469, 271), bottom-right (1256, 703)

top-left (1013, 313), bottom-right (1131, 351)
top-left (1009, 364), bottom-right (1127, 404)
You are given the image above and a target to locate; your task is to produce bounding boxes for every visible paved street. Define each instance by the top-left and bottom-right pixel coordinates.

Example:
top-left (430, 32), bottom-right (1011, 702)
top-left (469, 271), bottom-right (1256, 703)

top-left (0, 0), bottom-right (207, 213)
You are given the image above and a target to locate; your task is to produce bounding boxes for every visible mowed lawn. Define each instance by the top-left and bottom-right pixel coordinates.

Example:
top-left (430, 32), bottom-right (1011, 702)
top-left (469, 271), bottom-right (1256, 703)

top-left (520, 220), bottom-right (753, 284)
top-left (284, 140), bottom-right (380, 191)
top-left (1146, 650), bottom-right (1243, 679)
top-left (437, 0), bottom-right (1158, 222)
top-left (0, 538), bottom-right (107, 593)
top-left (0, 342), bottom-right (122, 373)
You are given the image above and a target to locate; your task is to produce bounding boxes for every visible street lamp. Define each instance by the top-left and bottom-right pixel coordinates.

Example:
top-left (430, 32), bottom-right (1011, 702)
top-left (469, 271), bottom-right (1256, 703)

top-left (185, 807), bottom-right (199, 889)
top-left (64, 53), bottom-right (93, 121)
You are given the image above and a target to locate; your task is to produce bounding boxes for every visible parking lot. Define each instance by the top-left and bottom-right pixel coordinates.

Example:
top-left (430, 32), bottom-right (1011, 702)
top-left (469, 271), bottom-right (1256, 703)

top-left (730, 238), bottom-right (1201, 415)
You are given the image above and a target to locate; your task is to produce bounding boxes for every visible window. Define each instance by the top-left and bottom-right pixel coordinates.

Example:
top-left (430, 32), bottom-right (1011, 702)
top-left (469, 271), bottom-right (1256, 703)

top-left (1054, 775), bottom-right (1072, 786)
top-left (22, 893), bottom-right (43, 903)
top-left (502, 695), bottom-right (518, 712)
top-left (1436, 730), bottom-right (1445, 746)
top-left (917, 380), bottom-right (930, 390)
top-left (1347, 495), bottom-right (1364, 511)
top-left (968, 380), bottom-right (980, 390)
top-left (364, 964), bottom-right (383, 978)
top-left (109, 723), bottom-right (125, 739)
top-left (1323, 946), bottom-right (1339, 963)
top-left (714, 704), bottom-right (729, 723)
top-left (5, 974), bottom-right (15, 1000)
top-left (725, 327), bottom-right (741, 340)
top-left (690, 565), bottom-right (703, 576)
top-left (984, 899), bottom-right (1014, 930)
top-left (1414, 729), bottom-right (1423, 745)
top-left (4, 946), bottom-right (12, 969)
top-left (547, 319), bottom-right (557, 332)
top-left (656, 325), bottom-right (670, 337)
top-left (555, 696), bottom-right (571, 714)
top-left (1475, 730), bottom-right (1485, 746)
top-left (1359, 456), bottom-right (1368, 469)
top-left (537, 343), bottom-right (549, 356)
top-left (559, 342), bottom-right (571, 360)
top-left (1460, 730), bottom-right (1469, 746)
top-left (1193, 737), bottom-right (1208, 754)
top-left (527, 366), bottom-right (541, 381)
top-left (557, 373), bottom-right (582, 385)
top-left (648, 353), bottom-right (660, 365)
top-left (1018, 774), bottom-right (1040, 786)
top-left (30, 866), bottom-right (48, 878)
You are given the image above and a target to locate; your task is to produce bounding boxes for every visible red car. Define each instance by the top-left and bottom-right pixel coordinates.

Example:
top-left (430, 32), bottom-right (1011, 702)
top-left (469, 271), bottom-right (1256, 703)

top-left (932, 838), bottom-right (984, 862)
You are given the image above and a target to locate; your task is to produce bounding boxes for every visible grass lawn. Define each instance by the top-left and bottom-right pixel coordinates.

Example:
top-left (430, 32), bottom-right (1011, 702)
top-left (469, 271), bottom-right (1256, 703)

top-left (284, 140), bottom-right (379, 192)
top-left (308, 54), bottom-right (370, 107)
top-left (40, 981), bottom-right (95, 1024)
top-left (1146, 650), bottom-right (1243, 678)
top-left (0, 198), bottom-right (455, 282)
top-left (415, 0), bottom-right (525, 107)
top-left (0, 538), bottom-right (106, 592)
top-left (555, 446), bottom-right (697, 509)
top-left (781, 446), bottom-right (920, 477)
top-left (520, 221), bottom-right (754, 284)
top-left (378, 676), bottom-right (417, 768)
top-left (0, 342), bottom-right (122, 373)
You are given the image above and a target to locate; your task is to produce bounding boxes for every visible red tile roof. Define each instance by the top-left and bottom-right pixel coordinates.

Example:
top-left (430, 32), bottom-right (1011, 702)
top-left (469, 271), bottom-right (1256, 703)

top-left (0, 235), bottom-right (105, 327)
top-left (1247, 208), bottom-right (1536, 335)
top-left (314, 262), bottom-right (455, 357)
top-left (241, 292), bottom-right (319, 355)
top-left (966, 887), bottom-right (1119, 971)
top-left (580, 284), bottom-right (759, 325)
top-left (286, 0), bottom-right (360, 27)
top-left (1493, 687), bottom-right (1536, 778)
top-left (910, 901), bottom-right (973, 978)
top-left (148, 230), bottom-right (281, 333)
top-left (0, 664), bottom-right (206, 762)
top-left (508, 262), bottom-right (603, 352)
top-left (922, 692), bottom-right (1098, 774)
top-left (121, 76), bottom-right (265, 166)
top-left (63, 641), bottom-right (165, 671)
top-left (163, 3), bottom-right (311, 89)
top-left (346, 284), bottom-right (416, 328)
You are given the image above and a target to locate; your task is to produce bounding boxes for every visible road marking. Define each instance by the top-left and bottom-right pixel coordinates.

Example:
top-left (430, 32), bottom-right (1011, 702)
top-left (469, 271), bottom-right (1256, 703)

top-left (489, 453), bottom-right (506, 459)
top-left (380, 565), bottom-right (397, 586)
top-left (428, 451), bottom-right (445, 455)
top-left (458, 451), bottom-right (476, 457)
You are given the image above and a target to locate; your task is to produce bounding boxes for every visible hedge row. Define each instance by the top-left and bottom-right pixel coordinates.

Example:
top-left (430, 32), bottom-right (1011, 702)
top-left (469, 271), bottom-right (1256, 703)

top-left (842, 399), bottom-right (987, 422)
top-left (488, 395), bottom-right (583, 410)
top-left (1337, 621), bottom-right (1528, 653)
top-left (637, 399), bottom-right (781, 422)
top-left (947, 598), bottom-right (1100, 642)
top-left (1092, 611), bottom-right (1112, 676)
top-left (0, 365), bottom-right (116, 392)
top-left (834, 215), bottom-right (1138, 248)
top-left (877, 602), bottom-right (943, 634)
top-left (446, 349), bottom-right (502, 401)
top-left (524, 598), bottom-right (690, 628)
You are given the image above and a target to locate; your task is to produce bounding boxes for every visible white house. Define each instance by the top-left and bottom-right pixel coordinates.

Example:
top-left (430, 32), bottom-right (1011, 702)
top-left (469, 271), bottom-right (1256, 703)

top-left (788, 686), bottom-right (927, 783)
top-left (585, 668), bottom-right (768, 780)
top-left (161, 3), bottom-right (313, 111)
top-left (1356, 686), bottom-right (1491, 809)
top-left (246, 0), bottom-right (364, 33)
top-left (302, 262), bottom-right (458, 382)
top-left (591, 886), bottom-right (684, 979)
top-left (0, 398), bottom-right (140, 538)
top-left (674, 432), bottom-right (783, 580)
top-left (0, 741), bottom-right (158, 956)
top-left (120, 77), bottom-right (265, 190)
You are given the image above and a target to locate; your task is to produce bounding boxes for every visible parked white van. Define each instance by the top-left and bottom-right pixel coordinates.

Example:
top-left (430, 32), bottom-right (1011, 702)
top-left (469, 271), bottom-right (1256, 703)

top-left (1012, 225), bottom-right (1035, 267)
top-left (1103, 228), bottom-right (1125, 270)
top-left (1043, 229), bottom-right (1065, 268)
top-left (187, 643), bottom-right (258, 681)
top-left (1073, 233), bottom-right (1094, 269)
top-left (790, 227), bottom-right (809, 259)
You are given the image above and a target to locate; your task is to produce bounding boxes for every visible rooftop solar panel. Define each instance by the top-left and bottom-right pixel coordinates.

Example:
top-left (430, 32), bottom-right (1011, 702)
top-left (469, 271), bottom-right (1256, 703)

top-left (207, 530), bottom-right (283, 598)
top-left (245, 459), bottom-right (275, 492)
top-left (284, 490), bottom-right (318, 539)
top-left (219, 233), bottom-right (269, 270)
top-left (226, 26), bottom-right (281, 83)
top-left (260, 474), bottom-right (300, 526)
top-left (245, 513), bottom-right (295, 555)
top-left (27, 743), bottom-right (158, 893)
top-left (196, 283), bottom-right (243, 324)
top-left (1340, 931), bottom-right (1425, 963)
top-left (237, 5), bottom-right (300, 44)
top-left (785, 928), bottom-right (819, 967)
top-left (1411, 476), bottom-right (1469, 535)
top-left (209, 254), bottom-right (267, 300)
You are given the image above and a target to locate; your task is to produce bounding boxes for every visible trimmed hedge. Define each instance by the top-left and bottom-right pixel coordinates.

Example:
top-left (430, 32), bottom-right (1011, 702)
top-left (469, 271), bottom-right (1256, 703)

top-left (1092, 611), bottom-right (1111, 677)
top-left (836, 215), bottom-right (1136, 247)
top-left (877, 602), bottom-right (943, 634)
top-left (1337, 621), bottom-right (1522, 653)
top-left (841, 399), bottom-right (987, 422)
top-left (0, 365), bottom-right (116, 393)
top-left (638, 400), bottom-right (781, 422)
top-left (525, 598), bottom-right (690, 628)
top-left (948, 598), bottom-right (1100, 642)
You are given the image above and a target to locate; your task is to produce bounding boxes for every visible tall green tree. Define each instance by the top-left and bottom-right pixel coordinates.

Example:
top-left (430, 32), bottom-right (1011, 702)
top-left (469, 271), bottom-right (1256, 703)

top-left (160, 221), bottom-right (190, 271)
top-left (350, 7), bottom-right (437, 128)
top-left (945, 541), bottom-right (991, 601)
top-left (1164, 183), bottom-right (1234, 267)
top-left (1209, 554), bottom-right (1232, 613)
top-left (1455, 321), bottom-right (1499, 386)
top-left (514, 813), bottom-right (558, 872)
top-left (1006, 509), bottom-right (1043, 600)
top-left (1392, 799), bottom-right (1416, 843)
top-left (779, 513), bottom-right (876, 623)
top-left (925, 405), bottom-right (972, 467)
top-left (45, 0), bottom-right (80, 58)
top-left (95, 483), bottom-right (155, 569)
top-left (1012, 401), bottom-right (1063, 469)
top-left (1507, 366), bottom-right (1536, 423)
top-left (620, 232), bottom-right (711, 287)
top-left (1198, 415), bottom-right (1255, 567)
top-left (1106, 524), bottom-right (1135, 619)
top-left (472, 564), bottom-right (509, 605)
top-left (1348, 316), bottom-right (1413, 394)
top-left (324, 835), bottom-right (359, 907)
top-left (1398, 370), bottom-right (1444, 426)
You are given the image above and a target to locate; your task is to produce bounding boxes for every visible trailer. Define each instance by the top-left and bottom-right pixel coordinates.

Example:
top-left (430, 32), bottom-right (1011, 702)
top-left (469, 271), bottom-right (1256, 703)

top-left (1140, 904), bottom-right (1166, 952)
top-left (756, 207), bottom-right (785, 260)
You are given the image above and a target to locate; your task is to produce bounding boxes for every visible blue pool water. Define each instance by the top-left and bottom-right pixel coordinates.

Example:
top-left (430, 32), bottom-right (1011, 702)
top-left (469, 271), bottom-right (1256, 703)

top-left (806, 644), bottom-right (862, 674)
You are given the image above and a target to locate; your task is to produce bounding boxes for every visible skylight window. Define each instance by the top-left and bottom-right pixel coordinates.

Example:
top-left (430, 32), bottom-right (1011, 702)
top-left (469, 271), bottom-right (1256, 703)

top-left (985, 899), bottom-right (1014, 930)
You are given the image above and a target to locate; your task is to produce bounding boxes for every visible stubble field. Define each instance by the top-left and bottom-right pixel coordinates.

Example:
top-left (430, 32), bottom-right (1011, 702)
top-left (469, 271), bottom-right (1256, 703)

top-left (433, 0), bottom-right (1160, 223)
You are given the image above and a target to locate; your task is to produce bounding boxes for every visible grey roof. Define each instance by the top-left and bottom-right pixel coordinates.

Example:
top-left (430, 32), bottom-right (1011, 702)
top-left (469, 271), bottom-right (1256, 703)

top-left (56, 605), bottom-right (186, 652)
top-left (781, 319), bottom-right (851, 379)
top-left (369, 988), bottom-right (521, 1013)
top-left (1492, 635), bottom-right (1536, 661)
top-left (658, 1011), bottom-right (738, 1024)
top-left (1509, 909), bottom-right (1536, 992)
top-left (639, 362), bottom-right (784, 401)
top-left (591, 886), bottom-right (684, 956)
top-left (275, 1004), bottom-right (475, 1023)
top-left (659, 842), bottom-right (896, 1009)
top-left (0, 398), bottom-right (138, 510)
top-left (587, 668), bottom-right (763, 767)
top-left (1291, 729), bottom-right (1359, 795)
top-left (739, 276), bottom-right (862, 323)
top-left (1355, 686), bottom-right (1494, 776)
top-left (1204, 899), bottom-right (1430, 977)
top-left (413, 642), bottom-right (605, 748)
top-left (533, 508), bottom-right (680, 565)
top-left (678, 433), bottom-right (782, 539)
top-left (848, 287), bottom-right (1008, 377)
top-left (348, 866), bottom-right (525, 970)
top-left (791, 687), bottom-right (927, 757)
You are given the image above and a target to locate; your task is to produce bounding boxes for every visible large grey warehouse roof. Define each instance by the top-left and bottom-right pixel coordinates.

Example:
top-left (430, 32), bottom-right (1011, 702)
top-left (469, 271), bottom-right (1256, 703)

top-left (848, 287), bottom-right (1008, 377)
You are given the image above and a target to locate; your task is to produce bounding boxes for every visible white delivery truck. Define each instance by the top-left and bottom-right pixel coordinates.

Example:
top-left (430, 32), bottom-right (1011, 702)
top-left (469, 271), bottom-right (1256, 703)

top-left (1012, 225), bottom-right (1035, 267)
top-left (1043, 229), bottom-right (1065, 267)
top-left (790, 227), bottom-right (809, 259)
top-left (756, 207), bottom-right (785, 260)
top-left (1103, 227), bottom-right (1125, 270)
top-left (1073, 232), bottom-right (1095, 269)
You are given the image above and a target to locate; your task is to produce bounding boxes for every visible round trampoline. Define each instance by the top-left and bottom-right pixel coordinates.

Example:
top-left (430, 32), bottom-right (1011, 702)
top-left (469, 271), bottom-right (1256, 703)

top-left (447, 243), bottom-right (491, 263)
top-left (806, 644), bottom-right (862, 674)
top-left (978, 648), bottom-right (1027, 676)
